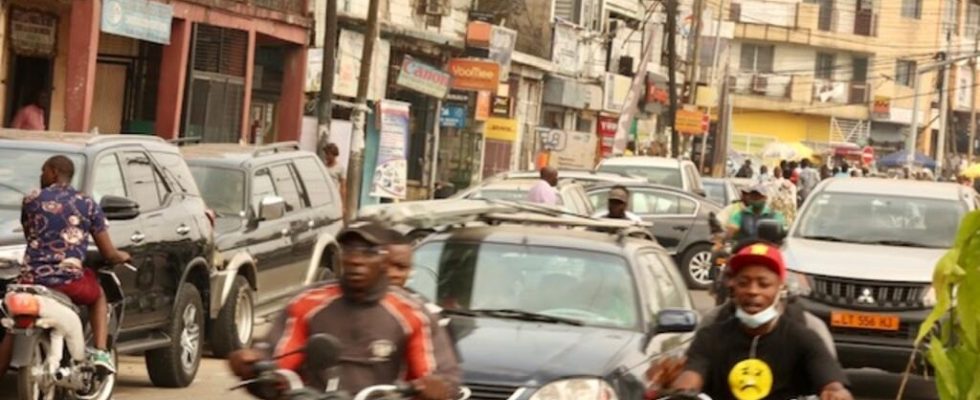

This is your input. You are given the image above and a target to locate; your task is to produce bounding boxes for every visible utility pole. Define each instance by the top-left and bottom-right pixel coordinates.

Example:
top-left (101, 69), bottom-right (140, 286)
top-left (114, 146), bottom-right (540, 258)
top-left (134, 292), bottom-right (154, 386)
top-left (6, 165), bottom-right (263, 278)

top-left (712, 63), bottom-right (731, 177)
top-left (666, 0), bottom-right (680, 157)
top-left (937, 57), bottom-right (949, 175)
top-left (698, 0), bottom-right (723, 174)
top-left (317, 0), bottom-right (338, 160)
top-left (686, 0), bottom-right (704, 102)
top-left (345, 0), bottom-right (382, 214)
top-left (971, 38), bottom-right (978, 162)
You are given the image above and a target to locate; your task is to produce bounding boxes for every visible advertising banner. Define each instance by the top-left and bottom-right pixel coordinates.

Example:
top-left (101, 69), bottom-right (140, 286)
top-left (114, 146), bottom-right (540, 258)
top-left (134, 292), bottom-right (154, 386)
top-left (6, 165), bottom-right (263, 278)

top-left (597, 116), bottom-right (618, 156)
top-left (101, 0), bottom-right (173, 44)
top-left (484, 118), bottom-right (518, 141)
top-left (335, 29), bottom-right (390, 100)
top-left (372, 100), bottom-right (410, 199)
top-left (489, 26), bottom-right (517, 80)
top-left (440, 103), bottom-right (467, 127)
top-left (552, 22), bottom-right (579, 76)
top-left (305, 48), bottom-right (323, 92)
top-left (448, 59), bottom-right (501, 91)
top-left (396, 55), bottom-right (451, 98)
top-left (10, 7), bottom-right (57, 57)
top-left (537, 128), bottom-right (598, 169)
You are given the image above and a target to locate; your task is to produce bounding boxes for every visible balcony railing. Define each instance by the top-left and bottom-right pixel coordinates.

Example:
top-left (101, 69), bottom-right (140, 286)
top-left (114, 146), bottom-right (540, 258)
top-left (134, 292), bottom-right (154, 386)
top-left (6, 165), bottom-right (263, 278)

top-left (813, 79), bottom-right (867, 105)
top-left (733, 2), bottom-right (876, 37)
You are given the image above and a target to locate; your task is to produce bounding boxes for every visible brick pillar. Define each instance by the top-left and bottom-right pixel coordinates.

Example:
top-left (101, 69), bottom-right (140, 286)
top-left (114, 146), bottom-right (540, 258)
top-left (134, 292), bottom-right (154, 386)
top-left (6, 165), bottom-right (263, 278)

top-left (277, 45), bottom-right (306, 142)
top-left (155, 19), bottom-right (192, 140)
top-left (64, 0), bottom-right (101, 132)
top-left (240, 29), bottom-right (256, 143)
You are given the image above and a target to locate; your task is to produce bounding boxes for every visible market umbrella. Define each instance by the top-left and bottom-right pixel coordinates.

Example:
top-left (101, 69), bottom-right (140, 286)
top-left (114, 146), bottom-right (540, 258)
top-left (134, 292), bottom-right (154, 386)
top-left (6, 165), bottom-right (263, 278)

top-left (877, 150), bottom-right (936, 169)
top-left (761, 142), bottom-right (814, 160)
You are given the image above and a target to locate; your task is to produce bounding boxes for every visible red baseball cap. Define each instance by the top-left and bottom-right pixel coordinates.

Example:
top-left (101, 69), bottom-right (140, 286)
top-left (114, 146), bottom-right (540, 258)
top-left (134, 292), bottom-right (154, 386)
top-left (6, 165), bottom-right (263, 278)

top-left (728, 243), bottom-right (787, 280)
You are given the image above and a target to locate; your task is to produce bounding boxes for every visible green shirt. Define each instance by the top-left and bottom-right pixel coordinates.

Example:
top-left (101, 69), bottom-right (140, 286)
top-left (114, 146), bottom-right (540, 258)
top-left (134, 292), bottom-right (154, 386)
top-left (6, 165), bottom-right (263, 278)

top-left (728, 205), bottom-right (786, 240)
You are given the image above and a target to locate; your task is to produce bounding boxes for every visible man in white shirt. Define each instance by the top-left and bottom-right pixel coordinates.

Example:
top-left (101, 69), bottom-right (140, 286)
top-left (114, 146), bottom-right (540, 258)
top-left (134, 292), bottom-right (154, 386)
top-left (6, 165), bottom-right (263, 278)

top-left (593, 185), bottom-right (643, 222)
top-left (527, 167), bottom-right (559, 205)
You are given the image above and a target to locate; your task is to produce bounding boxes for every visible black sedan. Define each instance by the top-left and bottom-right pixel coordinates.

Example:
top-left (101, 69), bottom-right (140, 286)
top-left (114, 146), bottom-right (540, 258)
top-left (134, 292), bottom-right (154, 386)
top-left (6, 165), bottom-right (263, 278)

top-left (586, 183), bottom-right (722, 289)
top-left (409, 224), bottom-right (698, 400)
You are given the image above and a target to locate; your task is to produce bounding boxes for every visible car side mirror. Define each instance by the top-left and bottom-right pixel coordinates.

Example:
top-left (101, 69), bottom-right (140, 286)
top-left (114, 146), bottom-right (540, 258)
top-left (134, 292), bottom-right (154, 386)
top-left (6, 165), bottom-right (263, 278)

top-left (258, 196), bottom-right (286, 222)
top-left (757, 219), bottom-right (787, 244)
top-left (100, 195), bottom-right (140, 220)
top-left (653, 309), bottom-right (699, 335)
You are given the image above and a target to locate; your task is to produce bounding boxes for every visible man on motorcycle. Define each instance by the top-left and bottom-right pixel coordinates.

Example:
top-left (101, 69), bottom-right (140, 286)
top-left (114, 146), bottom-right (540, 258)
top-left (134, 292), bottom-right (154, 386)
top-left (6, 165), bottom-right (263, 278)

top-left (0, 156), bottom-right (130, 376)
top-left (668, 243), bottom-right (852, 400)
top-left (727, 184), bottom-right (786, 244)
top-left (229, 221), bottom-right (460, 399)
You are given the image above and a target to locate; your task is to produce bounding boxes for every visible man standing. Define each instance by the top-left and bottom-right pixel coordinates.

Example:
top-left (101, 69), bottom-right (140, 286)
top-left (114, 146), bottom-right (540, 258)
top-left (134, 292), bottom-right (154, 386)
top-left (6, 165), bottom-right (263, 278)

top-left (592, 185), bottom-right (642, 222)
top-left (798, 158), bottom-right (820, 202)
top-left (0, 156), bottom-right (130, 377)
top-left (11, 91), bottom-right (48, 131)
top-left (527, 167), bottom-right (559, 205)
top-left (735, 160), bottom-right (754, 178)
top-left (323, 143), bottom-right (347, 213)
top-left (229, 221), bottom-right (460, 399)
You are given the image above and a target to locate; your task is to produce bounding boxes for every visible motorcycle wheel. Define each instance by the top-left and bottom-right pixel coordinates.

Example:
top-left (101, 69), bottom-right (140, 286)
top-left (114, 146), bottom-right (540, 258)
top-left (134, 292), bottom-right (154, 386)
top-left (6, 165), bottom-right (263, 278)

top-left (16, 337), bottom-right (58, 400)
top-left (74, 349), bottom-right (116, 400)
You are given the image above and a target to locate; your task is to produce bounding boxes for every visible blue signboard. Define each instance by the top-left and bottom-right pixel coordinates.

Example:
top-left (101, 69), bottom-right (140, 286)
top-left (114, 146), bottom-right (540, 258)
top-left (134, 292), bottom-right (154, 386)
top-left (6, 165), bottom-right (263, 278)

top-left (101, 0), bottom-right (173, 45)
top-left (440, 104), bottom-right (467, 128)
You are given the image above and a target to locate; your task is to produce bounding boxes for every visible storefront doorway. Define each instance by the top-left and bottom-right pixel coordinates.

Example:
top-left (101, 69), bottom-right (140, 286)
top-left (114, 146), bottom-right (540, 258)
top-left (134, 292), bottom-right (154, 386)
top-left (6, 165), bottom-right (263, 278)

top-left (6, 55), bottom-right (52, 127)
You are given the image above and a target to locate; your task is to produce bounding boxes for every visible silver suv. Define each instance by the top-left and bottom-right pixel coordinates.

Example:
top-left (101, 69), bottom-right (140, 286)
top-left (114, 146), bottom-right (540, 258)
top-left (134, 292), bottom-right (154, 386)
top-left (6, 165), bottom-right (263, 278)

top-left (783, 178), bottom-right (977, 372)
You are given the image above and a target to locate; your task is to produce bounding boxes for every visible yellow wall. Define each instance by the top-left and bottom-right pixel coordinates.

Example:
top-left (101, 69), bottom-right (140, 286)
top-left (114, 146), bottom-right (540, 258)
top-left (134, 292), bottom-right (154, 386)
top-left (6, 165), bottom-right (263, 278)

top-left (732, 111), bottom-right (831, 143)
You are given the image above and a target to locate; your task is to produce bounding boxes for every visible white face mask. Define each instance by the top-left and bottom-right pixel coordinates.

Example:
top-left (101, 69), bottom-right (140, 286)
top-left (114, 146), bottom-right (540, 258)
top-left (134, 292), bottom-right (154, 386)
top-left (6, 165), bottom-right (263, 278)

top-left (735, 302), bottom-right (780, 329)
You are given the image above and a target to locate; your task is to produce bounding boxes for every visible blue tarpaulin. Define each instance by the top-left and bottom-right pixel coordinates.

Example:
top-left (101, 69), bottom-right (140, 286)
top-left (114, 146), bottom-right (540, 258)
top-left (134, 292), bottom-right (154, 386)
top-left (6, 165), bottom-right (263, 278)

top-left (878, 150), bottom-right (936, 169)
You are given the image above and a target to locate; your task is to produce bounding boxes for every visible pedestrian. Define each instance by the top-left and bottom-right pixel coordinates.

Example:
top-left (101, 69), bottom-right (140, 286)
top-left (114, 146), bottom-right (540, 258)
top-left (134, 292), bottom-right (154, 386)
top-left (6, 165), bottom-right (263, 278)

top-left (820, 164), bottom-right (832, 180)
top-left (736, 160), bottom-right (754, 178)
top-left (798, 158), bottom-right (820, 201)
top-left (757, 165), bottom-right (771, 184)
top-left (835, 162), bottom-right (850, 178)
top-left (625, 141), bottom-right (637, 156)
top-left (849, 169), bottom-right (860, 177)
top-left (323, 143), bottom-right (347, 210)
top-left (527, 167), bottom-right (559, 205)
top-left (592, 185), bottom-right (643, 222)
top-left (788, 161), bottom-right (801, 185)
top-left (779, 160), bottom-right (789, 178)
top-left (11, 90), bottom-right (48, 131)
top-left (769, 167), bottom-right (798, 225)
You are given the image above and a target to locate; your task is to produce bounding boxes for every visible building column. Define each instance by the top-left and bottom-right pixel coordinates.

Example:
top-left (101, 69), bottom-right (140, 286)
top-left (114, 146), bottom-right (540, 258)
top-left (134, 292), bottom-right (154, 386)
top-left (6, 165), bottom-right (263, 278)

top-left (155, 19), bottom-right (192, 140)
top-left (64, 0), bottom-right (101, 132)
top-left (240, 29), bottom-right (256, 143)
top-left (277, 45), bottom-right (306, 142)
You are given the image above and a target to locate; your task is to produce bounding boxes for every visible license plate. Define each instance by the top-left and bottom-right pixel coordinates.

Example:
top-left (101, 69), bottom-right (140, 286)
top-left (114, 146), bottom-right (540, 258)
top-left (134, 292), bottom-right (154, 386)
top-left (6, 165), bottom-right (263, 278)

top-left (830, 311), bottom-right (900, 331)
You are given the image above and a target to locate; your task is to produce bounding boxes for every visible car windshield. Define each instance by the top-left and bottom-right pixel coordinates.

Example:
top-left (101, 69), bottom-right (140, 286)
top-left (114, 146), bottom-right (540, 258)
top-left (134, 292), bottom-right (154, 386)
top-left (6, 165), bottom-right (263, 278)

top-left (189, 165), bottom-right (246, 217)
top-left (795, 192), bottom-right (965, 248)
top-left (702, 181), bottom-right (727, 205)
top-left (410, 241), bottom-right (639, 329)
top-left (0, 149), bottom-right (83, 209)
top-left (598, 165), bottom-right (682, 188)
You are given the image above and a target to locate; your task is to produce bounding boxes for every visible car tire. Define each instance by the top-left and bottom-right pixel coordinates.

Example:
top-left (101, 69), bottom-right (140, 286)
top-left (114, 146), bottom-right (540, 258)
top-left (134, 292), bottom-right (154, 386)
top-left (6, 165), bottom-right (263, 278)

top-left (209, 276), bottom-right (255, 358)
top-left (681, 244), bottom-right (714, 290)
top-left (145, 284), bottom-right (204, 388)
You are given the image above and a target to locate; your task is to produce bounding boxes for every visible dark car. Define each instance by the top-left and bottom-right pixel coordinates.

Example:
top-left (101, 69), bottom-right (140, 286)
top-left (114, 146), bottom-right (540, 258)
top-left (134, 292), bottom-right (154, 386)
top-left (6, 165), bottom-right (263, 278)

top-left (586, 182), bottom-right (721, 289)
top-left (0, 131), bottom-right (214, 387)
top-left (702, 178), bottom-right (740, 206)
top-left (407, 216), bottom-right (698, 400)
top-left (182, 142), bottom-right (344, 356)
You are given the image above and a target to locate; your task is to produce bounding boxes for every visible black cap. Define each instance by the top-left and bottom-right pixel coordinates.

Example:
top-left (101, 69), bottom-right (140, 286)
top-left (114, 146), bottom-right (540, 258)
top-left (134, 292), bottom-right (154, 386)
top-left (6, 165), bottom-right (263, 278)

top-left (338, 220), bottom-right (405, 245)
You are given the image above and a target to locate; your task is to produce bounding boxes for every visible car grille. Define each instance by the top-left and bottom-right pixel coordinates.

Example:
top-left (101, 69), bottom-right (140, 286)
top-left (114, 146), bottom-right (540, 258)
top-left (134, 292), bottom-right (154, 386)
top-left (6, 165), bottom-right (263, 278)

top-left (810, 275), bottom-right (927, 310)
top-left (465, 383), bottom-right (521, 400)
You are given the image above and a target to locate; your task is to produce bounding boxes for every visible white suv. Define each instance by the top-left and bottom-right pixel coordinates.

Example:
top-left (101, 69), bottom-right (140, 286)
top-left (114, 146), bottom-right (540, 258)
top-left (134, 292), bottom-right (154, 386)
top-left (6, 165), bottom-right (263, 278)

top-left (597, 157), bottom-right (706, 197)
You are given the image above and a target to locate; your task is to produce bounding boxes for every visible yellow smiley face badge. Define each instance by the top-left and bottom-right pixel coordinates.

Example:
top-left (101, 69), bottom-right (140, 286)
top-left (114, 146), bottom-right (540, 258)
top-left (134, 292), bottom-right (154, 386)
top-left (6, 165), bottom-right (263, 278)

top-left (728, 358), bottom-right (774, 400)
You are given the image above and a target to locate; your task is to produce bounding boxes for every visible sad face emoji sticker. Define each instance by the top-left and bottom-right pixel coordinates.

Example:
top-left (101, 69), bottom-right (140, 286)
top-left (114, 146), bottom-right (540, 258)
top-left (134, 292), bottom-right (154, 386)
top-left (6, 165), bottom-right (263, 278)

top-left (728, 358), bottom-right (773, 400)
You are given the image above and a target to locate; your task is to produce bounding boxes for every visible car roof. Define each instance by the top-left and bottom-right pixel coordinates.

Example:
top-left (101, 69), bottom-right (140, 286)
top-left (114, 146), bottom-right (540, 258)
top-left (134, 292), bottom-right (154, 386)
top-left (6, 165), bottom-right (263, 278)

top-left (586, 181), bottom-right (693, 196)
top-left (818, 177), bottom-right (968, 200)
top-left (599, 156), bottom-right (683, 168)
top-left (478, 179), bottom-right (581, 190)
top-left (181, 142), bottom-right (316, 169)
top-left (0, 130), bottom-right (173, 155)
top-left (422, 224), bottom-right (660, 255)
top-left (499, 169), bottom-right (644, 182)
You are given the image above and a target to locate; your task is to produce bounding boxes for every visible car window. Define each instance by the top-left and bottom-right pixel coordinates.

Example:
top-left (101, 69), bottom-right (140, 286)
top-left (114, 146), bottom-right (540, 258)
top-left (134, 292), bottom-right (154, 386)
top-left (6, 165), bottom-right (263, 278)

top-left (633, 253), bottom-right (663, 317)
top-left (153, 152), bottom-right (200, 196)
top-left (190, 166), bottom-right (245, 217)
top-left (644, 253), bottom-right (688, 309)
top-left (678, 196), bottom-right (697, 214)
top-left (293, 157), bottom-right (335, 207)
top-left (633, 191), bottom-right (681, 215)
top-left (599, 165), bottom-right (683, 188)
top-left (269, 164), bottom-right (305, 212)
top-left (92, 154), bottom-right (127, 203)
top-left (121, 152), bottom-right (170, 210)
top-left (252, 169), bottom-right (277, 211)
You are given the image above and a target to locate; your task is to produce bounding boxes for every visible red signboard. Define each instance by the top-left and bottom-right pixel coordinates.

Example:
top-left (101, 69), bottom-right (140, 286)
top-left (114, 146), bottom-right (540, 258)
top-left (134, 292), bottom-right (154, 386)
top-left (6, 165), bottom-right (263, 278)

top-left (597, 116), bottom-right (618, 156)
top-left (861, 146), bottom-right (875, 165)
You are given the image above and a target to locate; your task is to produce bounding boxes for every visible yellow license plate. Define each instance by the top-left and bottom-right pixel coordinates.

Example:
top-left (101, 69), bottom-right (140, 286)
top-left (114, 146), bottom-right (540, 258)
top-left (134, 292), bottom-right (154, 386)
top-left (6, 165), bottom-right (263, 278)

top-left (830, 311), bottom-right (900, 331)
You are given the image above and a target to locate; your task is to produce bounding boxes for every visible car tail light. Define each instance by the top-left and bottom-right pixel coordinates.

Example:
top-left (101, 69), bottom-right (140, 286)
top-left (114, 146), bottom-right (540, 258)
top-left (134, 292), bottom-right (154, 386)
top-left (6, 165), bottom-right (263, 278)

top-left (5, 293), bottom-right (40, 317)
top-left (13, 316), bottom-right (35, 329)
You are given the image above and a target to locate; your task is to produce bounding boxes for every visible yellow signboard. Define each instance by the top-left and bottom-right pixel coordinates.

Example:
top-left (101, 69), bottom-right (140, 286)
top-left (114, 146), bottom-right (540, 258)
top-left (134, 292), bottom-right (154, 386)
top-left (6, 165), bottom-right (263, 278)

top-left (484, 118), bottom-right (518, 141)
top-left (676, 108), bottom-right (708, 135)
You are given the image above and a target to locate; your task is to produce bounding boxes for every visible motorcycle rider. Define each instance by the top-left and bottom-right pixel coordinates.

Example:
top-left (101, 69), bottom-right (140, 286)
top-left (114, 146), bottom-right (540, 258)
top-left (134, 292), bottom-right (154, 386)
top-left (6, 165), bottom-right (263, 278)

top-left (668, 243), bottom-right (853, 400)
top-left (0, 155), bottom-right (130, 376)
top-left (726, 183), bottom-right (785, 244)
top-left (228, 220), bottom-right (460, 399)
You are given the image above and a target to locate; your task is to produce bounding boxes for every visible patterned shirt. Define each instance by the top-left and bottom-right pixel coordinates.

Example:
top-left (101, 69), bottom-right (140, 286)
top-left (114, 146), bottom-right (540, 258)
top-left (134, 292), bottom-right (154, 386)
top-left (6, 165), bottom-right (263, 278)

top-left (20, 184), bottom-right (107, 286)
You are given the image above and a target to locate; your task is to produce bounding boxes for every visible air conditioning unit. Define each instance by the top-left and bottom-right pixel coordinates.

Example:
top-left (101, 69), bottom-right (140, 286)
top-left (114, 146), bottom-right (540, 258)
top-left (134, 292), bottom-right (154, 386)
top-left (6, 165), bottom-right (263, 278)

top-left (849, 82), bottom-right (868, 104)
top-left (424, 0), bottom-right (447, 16)
top-left (751, 75), bottom-right (768, 94)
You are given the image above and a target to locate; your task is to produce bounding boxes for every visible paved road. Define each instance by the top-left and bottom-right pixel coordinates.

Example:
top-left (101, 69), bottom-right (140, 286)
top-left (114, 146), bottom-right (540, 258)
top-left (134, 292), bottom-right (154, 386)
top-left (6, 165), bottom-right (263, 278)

top-left (0, 291), bottom-right (939, 400)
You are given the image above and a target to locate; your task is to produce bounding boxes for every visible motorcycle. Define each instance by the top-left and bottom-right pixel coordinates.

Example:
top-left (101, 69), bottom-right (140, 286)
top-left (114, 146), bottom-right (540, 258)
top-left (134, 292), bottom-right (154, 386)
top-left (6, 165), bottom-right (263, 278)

top-left (0, 263), bottom-right (128, 400)
top-left (234, 334), bottom-right (471, 400)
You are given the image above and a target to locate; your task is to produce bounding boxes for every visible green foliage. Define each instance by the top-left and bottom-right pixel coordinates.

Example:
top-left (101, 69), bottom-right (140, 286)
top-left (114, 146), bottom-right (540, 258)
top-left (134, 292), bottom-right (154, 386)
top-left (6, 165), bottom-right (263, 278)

top-left (916, 211), bottom-right (980, 399)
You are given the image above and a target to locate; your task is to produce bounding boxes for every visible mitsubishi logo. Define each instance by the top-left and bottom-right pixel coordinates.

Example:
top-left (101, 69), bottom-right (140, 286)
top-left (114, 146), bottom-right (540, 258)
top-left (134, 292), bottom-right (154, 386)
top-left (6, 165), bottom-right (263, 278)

top-left (856, 288), bottom-right (876, 305)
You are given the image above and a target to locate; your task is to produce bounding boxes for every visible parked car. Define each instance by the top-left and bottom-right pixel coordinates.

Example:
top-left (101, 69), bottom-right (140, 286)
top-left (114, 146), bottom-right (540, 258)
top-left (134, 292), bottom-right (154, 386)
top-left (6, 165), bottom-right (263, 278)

top-left (702, 177), bottom-right (740, 206)
top-left (454, 179), bottom-right (595, 216)
top-left (597, 156), bottom-right (706, 197)
top-left (784, 178), bottom-right (978, 372)
top-left (586, 182), bottom-right (721, 289)
top-left (182, 142), bottom-right (344, 356)
top-left (384, 201), bottom-right (699, 400)
top-left (490, 169), bottom-right (647, 187)
top-left (0, 131), bottom-right (213, 387)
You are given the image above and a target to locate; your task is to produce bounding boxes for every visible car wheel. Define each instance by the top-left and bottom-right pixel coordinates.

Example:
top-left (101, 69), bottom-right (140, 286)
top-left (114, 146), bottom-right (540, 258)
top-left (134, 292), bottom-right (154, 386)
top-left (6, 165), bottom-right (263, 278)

top-left (681, 244), bottom-right (714, 290)
top-left (209, 276), bottom-right (255, 358)
top-left (145, 284), bottom-right (204, 388)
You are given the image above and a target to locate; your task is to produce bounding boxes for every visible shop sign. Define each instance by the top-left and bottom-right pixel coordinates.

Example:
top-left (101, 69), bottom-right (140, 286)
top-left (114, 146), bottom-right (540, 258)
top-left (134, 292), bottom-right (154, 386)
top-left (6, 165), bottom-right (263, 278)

top-left (552, 22), bottom-right (579, 76)
top-left (466, 21), bottom-right (493, 47)
top-left (543, 77), bottom-right (586, 109)
top-left (484, 118), bottom-right (518, 141)
top-left (872, 96), bottom-right (890, 120)
top-left (488, 26), bottom-right (517, 80)
top-left (597, 116), bottom-right (618, 156)
top-left (676, 108), bottom-right (708, 135)
top-left (305, 48), bottom-right (323, 92)
top-left (440, 103), bottom-right (467, 128)
top-left (335, 29), bottom-right (390, 100)
top-left (475, 91), bottom-right (492, 121)
top-left (446, 91), bottom-right (470, 103)
top-left (10, 7), bottom-right (57, 57)
top-left (644, 82), bottom-right (669, 112)
top-left (448, 59), bottom-right (500, 91)
top-left (372, 100), bottom-right (411, 200)
top-left (604, 73), bottom-right (632, 112)
top-left (492, 96), bottom-right (511, 117)
top-left (396, 55), bottom-right (451, 98)
top-left (536, 128), bottom-right (598, 169)
top-left (101, 0), bottom-right (173, 45)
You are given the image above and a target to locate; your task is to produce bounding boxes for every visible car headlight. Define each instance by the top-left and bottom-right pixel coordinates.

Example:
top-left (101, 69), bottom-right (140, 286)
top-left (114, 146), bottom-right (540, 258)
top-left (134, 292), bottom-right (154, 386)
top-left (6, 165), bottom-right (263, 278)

top-left (786, 270), bottom-right (812, 297)
top-left (528, 378), bottom-right (618, 400)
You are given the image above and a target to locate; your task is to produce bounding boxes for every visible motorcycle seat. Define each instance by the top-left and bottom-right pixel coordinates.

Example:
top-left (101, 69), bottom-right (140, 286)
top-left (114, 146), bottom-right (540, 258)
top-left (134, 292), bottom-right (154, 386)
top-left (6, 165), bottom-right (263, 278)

top-left (7, 284), bottom-right (80, 314)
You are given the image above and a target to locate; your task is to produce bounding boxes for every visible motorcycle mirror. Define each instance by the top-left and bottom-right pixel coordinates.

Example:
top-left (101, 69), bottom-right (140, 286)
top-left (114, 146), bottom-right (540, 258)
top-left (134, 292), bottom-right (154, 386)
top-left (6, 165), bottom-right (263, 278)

top-left (305, 334), bottom-right (342, 371)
